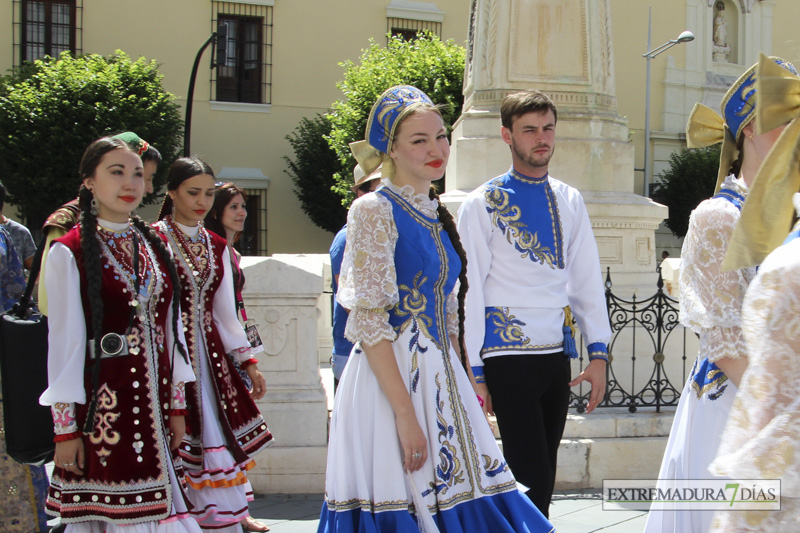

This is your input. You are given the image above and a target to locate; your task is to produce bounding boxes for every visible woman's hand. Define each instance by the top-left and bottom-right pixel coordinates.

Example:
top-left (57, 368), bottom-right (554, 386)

top-left (169, 415), bottom-right (186, 450)
top-left (473, 382), bottom-right (494, 417)
top-left (395, 410), bottom-right (427, 472)
top-left (55, 437), bottom-right (85, 476)
top-left (246, 365), bottom-right (267, 400)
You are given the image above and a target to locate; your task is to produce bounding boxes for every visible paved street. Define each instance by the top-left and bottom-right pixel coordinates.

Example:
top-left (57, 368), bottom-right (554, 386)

top-left (247, 489), bottom-right (648, 532)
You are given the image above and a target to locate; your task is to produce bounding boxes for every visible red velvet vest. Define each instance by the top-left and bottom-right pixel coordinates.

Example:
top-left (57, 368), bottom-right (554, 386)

top-left (48, 224), bottom-right (188, 524)
top-left (154, 217), bottom-right (272, 469)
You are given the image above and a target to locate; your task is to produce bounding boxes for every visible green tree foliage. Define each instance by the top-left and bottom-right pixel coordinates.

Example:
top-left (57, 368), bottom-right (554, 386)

top-left (650, 144), bottom-right (721, 238)
top-left (327, 32), bottom-right (466, 204)
top-left (0, 51), bottom-right (182, 226)
top-left (284, 114), bottom-right (347, 233)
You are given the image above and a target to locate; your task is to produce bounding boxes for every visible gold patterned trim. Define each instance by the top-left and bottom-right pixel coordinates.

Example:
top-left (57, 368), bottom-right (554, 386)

top-left (481, 342), bottom-right (563, 356)
top-left (690, 368), bottom-right (728, 399)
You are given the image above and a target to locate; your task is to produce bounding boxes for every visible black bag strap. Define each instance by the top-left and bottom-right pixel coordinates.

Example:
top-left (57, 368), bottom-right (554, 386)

top-left (11, 233), bottom-right (48, 318)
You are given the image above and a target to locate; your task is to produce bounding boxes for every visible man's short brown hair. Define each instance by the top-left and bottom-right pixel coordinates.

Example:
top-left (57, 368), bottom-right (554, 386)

top-left (500, 90), bottom-right (558, 129)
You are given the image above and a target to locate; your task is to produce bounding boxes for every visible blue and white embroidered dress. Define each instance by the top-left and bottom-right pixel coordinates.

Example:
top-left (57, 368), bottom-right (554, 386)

top-left (644, 175), bottom-right (756, 533)
top-left (318, 180), bottom-right (553, 532)
top-left (457, 169), bottom-right (610, 371)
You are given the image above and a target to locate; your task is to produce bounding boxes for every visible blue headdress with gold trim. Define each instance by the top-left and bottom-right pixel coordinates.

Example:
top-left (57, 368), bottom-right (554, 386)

top-left (723, 54), bottom-right (800, 271)
top-left (349, 85), bottom-right (434, 180)
top-left (722, 57), bottom-right (798, 143)
top-left (686, 56), bottom-right (797, 193)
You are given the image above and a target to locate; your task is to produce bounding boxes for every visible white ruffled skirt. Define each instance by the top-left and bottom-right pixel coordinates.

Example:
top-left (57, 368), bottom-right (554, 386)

top-left (643, 356), bottom-right (737, 533)
top-left (183, 348), bottom-right (253, 531)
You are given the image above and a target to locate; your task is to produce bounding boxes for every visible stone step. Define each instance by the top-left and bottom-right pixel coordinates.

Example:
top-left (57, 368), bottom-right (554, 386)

top-left (492, 408), bottom-right (676, 489)
top-left (489, 407), bottom-right (675, 440)
top-left (494, 434), bottom-right (670, 490)
top-left (555, 435), bottom-right (669, 489)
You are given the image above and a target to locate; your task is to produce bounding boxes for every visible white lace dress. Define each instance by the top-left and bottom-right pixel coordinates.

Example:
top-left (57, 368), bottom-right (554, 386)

top-left (708, 230), bottom-right (800, 531)
top-left (644, 176), bottom-right (755, 533)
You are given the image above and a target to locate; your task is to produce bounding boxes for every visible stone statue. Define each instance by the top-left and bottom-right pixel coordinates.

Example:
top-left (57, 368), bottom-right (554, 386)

top-left (712, 1), bottom-right (731, 62)
top-left (713, 3), bottom-right (726, 46)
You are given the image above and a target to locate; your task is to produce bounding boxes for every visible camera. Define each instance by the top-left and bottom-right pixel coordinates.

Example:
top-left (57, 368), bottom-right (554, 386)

top-left (101, 333), bottom-right (128, 356)
top-left (90, 333), bottom-right (129, 359)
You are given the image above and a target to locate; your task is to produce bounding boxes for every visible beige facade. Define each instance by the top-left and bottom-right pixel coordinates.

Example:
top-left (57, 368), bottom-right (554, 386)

top-left (1, 0), bottom-right (467, 252)
top-left (3, 1), bottom-right (800, 252)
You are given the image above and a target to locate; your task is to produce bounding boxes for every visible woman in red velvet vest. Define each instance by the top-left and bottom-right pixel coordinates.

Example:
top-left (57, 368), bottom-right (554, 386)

top-left (39, 137), bottom-right (201, 532)
top-left (155, 157), bottom-right (273, 533)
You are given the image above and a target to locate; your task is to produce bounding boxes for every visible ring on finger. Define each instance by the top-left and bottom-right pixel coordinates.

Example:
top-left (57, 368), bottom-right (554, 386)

top-left (63, 462), bottom-right (76, 467)
top-left (412, 452), bottom-right (421, 459)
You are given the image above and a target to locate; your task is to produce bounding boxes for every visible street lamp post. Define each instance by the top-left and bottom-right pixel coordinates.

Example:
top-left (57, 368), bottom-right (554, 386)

top-left (642, 7), bottom-right (694, 197)
top-left (184, 24), bottom-right (228, 157)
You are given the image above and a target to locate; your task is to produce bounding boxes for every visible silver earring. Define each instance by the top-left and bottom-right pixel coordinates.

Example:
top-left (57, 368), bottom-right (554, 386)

top-left (90, 198), bottom-right (98, 216)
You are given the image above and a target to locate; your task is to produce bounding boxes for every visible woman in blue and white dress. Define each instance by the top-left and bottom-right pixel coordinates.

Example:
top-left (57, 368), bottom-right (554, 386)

top-left (317, 86), bottom-right (553, 533)
top-left (644, 56), bottom-right (798, 533)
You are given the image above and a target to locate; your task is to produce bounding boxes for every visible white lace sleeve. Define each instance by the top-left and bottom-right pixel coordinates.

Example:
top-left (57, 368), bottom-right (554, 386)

top-left (337, 193), bottom-right (399, 347)
top-left (710, 241), bottom-right (800, 507)
top-left (446, 283), bottom-right (459, 337)
top-left (679, 201), bottom-right (753, 361)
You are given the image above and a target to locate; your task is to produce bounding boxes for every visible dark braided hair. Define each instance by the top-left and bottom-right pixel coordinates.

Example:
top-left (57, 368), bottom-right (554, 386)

top-left (430, 189), bottom-right (469, 371)
top-left (388, 102), bottom-right (470, 370)
top-left (77, 137), bottom-right (186, 432)
top-left (77, 185), bottom-right (105, 425)
top-left (129, 214), bottom-right (188, 364)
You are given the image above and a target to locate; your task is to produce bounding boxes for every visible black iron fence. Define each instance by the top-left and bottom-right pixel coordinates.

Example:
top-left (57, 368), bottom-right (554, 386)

top-left (570, 268), bottom-right (692, 413)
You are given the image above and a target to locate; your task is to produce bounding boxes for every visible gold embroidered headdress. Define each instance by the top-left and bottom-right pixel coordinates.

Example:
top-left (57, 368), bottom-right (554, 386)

top-left (723, 53), bottom-right (800, 270)
top-left (685, 56), bottom-right (797, 194)
top-left (349, 85), bottom-right (435, 180)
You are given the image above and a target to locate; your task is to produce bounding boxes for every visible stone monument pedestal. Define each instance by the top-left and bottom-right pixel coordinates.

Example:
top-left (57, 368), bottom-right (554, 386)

top-left (240, 254), bottom-right (329, 493)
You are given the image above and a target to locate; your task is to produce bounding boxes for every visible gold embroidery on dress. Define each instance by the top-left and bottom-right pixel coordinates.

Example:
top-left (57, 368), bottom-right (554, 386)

top-left (326, 496), bottom-right (411, 513)
top-left (690, 368), bottom-right (728, 399)
top-left (395, 271), bottom-right (433, 338)
top-left (429, 375), bottom-right (465, 494)
top-left (481, 454), bottom-right (509, 476)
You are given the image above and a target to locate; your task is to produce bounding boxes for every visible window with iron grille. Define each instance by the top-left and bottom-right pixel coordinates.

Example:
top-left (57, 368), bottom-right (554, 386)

top-left (211, 2), bottom-right (273, 105)
top-left (387, 17), bottom-right (442, 41)
top-left (13, 0), bottom-right (82, 66)
top-left (236, 188), bottom-right (268, 256)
